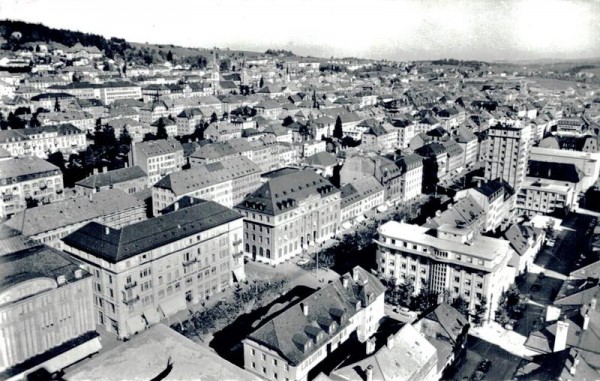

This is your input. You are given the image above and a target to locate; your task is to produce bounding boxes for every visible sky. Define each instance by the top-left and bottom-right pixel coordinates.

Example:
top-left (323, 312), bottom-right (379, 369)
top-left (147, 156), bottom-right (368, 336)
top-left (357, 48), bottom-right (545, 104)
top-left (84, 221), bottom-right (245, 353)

top-left (1, 0), bottom-right (599, 62)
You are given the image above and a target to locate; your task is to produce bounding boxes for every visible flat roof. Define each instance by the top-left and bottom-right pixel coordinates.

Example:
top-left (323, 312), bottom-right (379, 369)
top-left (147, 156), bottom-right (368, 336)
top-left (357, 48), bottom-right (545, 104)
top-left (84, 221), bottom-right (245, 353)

top-left (378, 220), bottom-right (510, 262)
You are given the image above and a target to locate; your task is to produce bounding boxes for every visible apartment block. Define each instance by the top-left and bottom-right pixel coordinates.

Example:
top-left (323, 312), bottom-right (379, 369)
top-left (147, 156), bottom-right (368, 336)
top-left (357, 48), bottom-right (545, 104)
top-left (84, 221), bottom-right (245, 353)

top-left (236, 169), bottom-right (340, 266)
top-left (61, 199), bottom-right (244, 339)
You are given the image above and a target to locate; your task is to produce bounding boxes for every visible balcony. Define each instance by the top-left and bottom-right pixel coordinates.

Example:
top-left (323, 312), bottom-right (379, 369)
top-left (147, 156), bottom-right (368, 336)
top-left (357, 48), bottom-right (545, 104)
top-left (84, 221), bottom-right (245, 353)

top-left (122, 295), bottom-right (139, 305)
top-left (124, 281), bottom-right (137, 290)
top-left (183, 257), bottom-right (198, 267)
top-left (232, 239), bottom-right (243, 246)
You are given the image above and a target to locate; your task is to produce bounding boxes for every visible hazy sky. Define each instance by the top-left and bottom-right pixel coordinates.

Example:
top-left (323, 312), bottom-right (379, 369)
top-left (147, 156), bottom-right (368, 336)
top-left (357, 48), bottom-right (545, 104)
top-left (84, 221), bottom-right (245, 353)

top-left (1, 0), bottom-right (599, 61)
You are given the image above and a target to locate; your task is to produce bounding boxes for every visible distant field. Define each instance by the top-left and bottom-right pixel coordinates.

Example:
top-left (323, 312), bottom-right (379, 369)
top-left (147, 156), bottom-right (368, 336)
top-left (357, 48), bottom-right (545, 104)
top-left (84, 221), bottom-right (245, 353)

top-left (527, 77), bottom-right (583, 91)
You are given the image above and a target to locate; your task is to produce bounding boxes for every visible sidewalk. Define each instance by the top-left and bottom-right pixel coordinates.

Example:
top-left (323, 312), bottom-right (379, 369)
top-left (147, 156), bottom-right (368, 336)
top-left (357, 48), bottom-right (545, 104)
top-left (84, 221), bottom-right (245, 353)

top-left (469, 321), bottom-right (539, 358)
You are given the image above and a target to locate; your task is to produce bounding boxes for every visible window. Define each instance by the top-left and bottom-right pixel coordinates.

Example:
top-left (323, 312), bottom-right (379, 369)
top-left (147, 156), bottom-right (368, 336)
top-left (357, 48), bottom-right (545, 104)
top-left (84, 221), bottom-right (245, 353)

top-left (251, 349), bottom-right (256, 356)
top-left (262, 367), bottom-right (266, 374)
top-left (261, 354), bottom-right (266, 361)
top-left (252, 362), bottom-right (256, 369)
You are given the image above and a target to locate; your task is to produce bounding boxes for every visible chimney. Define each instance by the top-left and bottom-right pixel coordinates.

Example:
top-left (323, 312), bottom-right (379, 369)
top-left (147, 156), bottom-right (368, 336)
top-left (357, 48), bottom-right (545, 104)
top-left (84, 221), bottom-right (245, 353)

top-left (366, 338), bottom-right (376, 355)
top-left (554, 319), bottom-right (569, 352)
top-left (342, 277), bottom-right (349, 288)
top-left (570, 352), bottom-right (580, 376)
top-left (93, 167), bottom-right (99, 175)
top-left (583, 312), bottom-right (590, 331)
top-left (56, 275), bottom-right (66, 285)
top-left (591, 297), bottom-right (597, 311)
top-left (74, 269), bottom-right (83, 279)
top-left (105, 226), bottom-right (110, 235)
top-left (174, 202), bottom-right (179, 211)
top-left (102, 166), bottom-right (108, 173)
top-left (365, 365), bottom-right (374, 381)
top-left (387, 334), bottom-right (395, 349)
top-left (352, 267), bottom-right (359, 282)
top-left (302, 303), bottom-right (309, 316)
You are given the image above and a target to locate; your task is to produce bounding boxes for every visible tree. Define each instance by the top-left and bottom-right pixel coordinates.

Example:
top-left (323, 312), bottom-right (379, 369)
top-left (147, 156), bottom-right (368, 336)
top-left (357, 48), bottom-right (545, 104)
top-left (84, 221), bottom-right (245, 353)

top-left (28, 114), bottom-right (41, 128)
top-left (451, 295), bottom-right (470, 317)
top-left (119, 127), bottom-right (132, 146)
top-left (25, 197), bottom-right (39, 209)
top-left (473, 297), bottom-right (488, 327)
top-left (333, 116), bottom-right (343, 139)
top-left (282, 116), bottom-right (294, 127)
top-left (156, 119), bottom-right (168, 140)
top-left (219, 58), bottom-right (231, 71)
top-left (47, 151), bottom-right (65, 170)
top-left (54, 97), bottom-right (61, 112)
top-left (210, 112), bottom-right (218, 124)
top-left (412, 282), bottom-right (438, 312)
top-left (166, 50), bottom-right (173, 62)
top-left (259, 76), bottom-right (264, 88)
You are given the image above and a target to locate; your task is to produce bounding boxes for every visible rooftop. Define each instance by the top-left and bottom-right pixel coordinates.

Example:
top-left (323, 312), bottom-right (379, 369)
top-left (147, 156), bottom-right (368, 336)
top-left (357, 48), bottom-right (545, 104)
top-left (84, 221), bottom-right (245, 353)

top-left (0, 244), bottom-right (90, 298)
top-left (5, 189), bottom-right (145, 236)
top-left (62, 199), bottom-right (242, 263)
top-left (64, 324), bottom-right (256, 381)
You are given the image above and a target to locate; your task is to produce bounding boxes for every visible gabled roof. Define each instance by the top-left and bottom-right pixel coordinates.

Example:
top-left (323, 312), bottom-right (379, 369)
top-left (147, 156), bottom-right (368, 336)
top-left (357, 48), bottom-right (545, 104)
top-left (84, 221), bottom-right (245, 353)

top-left (154, 156), bottom-right (260, 195)
top-left (6, 189), bottom-right (145, 237)
top-left (76, 166), bottom-right (147, 189)
top-left (62, 200), bottom-right (242, 263)
top-left (422, 303), bottom-right (469, 344)
top-left (245, 267), bottom-right (385, 366)
top-left (302, 151), bottom-right (337, 167)
top-left (504, 224), bottom-right (541, 256)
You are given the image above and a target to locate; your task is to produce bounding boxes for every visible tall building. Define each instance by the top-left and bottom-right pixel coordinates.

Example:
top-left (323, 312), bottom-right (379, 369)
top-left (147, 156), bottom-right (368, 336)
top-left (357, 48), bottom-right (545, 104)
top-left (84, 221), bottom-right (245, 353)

top-left (61, 199), bottom-right (244, 339)
top-left (0, 245), bottom-right (99, 378)
top-left (242, 267), bottom-right (385, 381)
top-left (375, 220), bottom-right (516, 316)
top-left (484, 121), bottom-right (532, 192)
top-left (235, 169), bottom-right (340, 266)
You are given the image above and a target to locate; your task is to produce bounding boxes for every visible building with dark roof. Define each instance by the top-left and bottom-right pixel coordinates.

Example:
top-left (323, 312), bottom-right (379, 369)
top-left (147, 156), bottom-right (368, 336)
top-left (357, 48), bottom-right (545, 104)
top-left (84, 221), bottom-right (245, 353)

top-left (504, 223), bottom-right (544, 274)
top-left (61, 199), bottom-right (245, 339)
top-left (340, 154), bottom-right (404, 204)
top-left (0, 245), bottom-right (99, 378)
top-left (235, 169), bottom-right (340, 265)
top-left (242, 267), bottom-right (385, 381)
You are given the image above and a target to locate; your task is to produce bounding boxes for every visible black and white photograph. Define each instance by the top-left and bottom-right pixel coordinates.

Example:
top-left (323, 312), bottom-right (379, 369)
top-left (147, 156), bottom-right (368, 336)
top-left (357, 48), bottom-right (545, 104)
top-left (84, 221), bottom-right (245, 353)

top-left (0, 0), bottom-right (599, 380)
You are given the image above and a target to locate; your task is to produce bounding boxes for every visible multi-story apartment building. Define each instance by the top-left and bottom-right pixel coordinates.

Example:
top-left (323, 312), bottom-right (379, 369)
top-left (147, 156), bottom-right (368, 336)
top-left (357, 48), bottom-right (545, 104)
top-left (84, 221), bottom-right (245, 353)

top-left (152, 156), bottom-right (262, 215)
top-left (242, 267), bottom-right (385, 381)
top-left (484, 121), bottom-right (532, 192)
top-left (5, 189), bottom-right (146, 249)
top-left (0, 124), bottom-right (86, 158)
top-left (456, 125), bottom-right (478, 167)
top-left (176, 108), bottom-right (204, 136)
top-left (39, 110), bottom-right (95, 134)
top-left (235, 169), bottom-right (340, 266)
top-left (0, 245), bottom-right (99, 377)
top-left (341, 154), bottom-right (404, 204)
top-left (396, 153), bottom-right (423, 203)
top-left (74, 166), bottom-right (148, 195)
top-left (47, 82), bottom-right (142, 105)
top-left (516, 178), bottom-right (576, 217)
top-left (375, 220), bottom-right (516, 316)
top-left (0, 156), bottom-right (64, 218)
top-left (454, 179), bottom-right (515, 233)
top-left (340, 176), bottom-right (385, 227)
top-left (129, 139), bottom-right (184, 186)
top-left (61, 199), bottom-right (245, 339)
